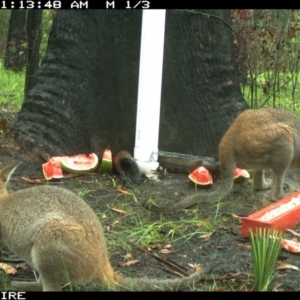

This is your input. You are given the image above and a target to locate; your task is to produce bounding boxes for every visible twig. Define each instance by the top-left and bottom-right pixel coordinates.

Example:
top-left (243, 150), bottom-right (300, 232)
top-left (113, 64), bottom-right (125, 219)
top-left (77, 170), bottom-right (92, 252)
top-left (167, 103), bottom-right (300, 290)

top-left (21, 172), bottom-right (100, 184)
top-left (127, 241), bottom-right (189, 276)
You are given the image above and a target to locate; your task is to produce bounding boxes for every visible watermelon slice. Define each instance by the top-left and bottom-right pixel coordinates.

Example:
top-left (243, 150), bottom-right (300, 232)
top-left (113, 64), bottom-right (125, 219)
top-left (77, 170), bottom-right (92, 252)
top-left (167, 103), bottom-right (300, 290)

top-left (60, 153), bottom-right (99, 174)
top-left (42, 153), bottom-right (99, 179)
top-left (189, 166), bottom-right (213, 185)
top-left (100, 148), bottom-right (112, 174)
top-left (42, 157), bottom-right (64, 180)
top-left (234, 168), bottom-right (250, 179)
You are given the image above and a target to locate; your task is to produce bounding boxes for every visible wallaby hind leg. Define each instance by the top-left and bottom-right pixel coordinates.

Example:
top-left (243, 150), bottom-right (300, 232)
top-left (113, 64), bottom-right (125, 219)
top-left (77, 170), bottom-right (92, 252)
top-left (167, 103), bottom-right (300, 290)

top-left (253, 170), bottom-right (272, 190)
top-left (270, 169), bottom-right (287, 201)
top-left (39, 278), bottom-right (62, 291)
top-left (254, 125), bottom-right (293, 201)
top-left (9, 280), bottom-right (42, 291)
top-left (9, 278), bottom-right (61, 292)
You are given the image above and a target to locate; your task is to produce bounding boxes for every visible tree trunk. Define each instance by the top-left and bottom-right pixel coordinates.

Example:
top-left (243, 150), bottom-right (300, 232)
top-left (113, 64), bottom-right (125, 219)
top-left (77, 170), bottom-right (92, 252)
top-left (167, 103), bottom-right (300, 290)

top-left (24, 10), bottom-right (42, 96)
top-left (4, 10), bottom-right (27, 71)
top-left (0, 10), bottom-right (248, 164)
top-left (159, 10), bottom-right (248, 156)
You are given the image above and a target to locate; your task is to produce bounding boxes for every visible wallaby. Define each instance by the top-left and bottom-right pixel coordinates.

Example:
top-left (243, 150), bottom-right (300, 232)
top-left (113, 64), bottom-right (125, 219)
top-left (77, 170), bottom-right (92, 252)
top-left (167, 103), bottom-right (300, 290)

top-left (0, 164), bottom-right (209, 291)
top-left (144, 108), bottom-right (300, 214)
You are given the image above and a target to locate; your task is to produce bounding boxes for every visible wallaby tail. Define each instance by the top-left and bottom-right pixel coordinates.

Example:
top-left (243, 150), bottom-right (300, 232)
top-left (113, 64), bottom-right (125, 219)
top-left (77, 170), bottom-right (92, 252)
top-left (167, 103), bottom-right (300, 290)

top-left (115, 266), bottom-right (211, 291)
top-left (143, 163), bottom-right (236, 214)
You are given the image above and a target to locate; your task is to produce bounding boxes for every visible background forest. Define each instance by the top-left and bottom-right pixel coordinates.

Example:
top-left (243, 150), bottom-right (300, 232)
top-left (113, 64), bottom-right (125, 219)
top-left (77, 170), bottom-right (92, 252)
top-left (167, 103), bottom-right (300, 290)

top-left (1, 10), bottom-right (300, 114)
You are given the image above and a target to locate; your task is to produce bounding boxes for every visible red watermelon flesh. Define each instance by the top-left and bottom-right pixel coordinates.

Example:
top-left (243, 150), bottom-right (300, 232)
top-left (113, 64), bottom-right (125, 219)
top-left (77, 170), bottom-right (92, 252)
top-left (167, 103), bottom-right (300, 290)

top-left (42, 153), bottom-right (99, 180)
top-left (189, 166), bottom-right (213, 185)
top-left (42, 157), bottom-right (64, 180)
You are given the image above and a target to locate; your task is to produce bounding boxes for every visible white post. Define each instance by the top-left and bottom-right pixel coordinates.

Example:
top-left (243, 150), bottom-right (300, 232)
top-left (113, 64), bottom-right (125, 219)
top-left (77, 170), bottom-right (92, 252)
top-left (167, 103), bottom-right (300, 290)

top-left (134, 10), bottom-right (166, 172)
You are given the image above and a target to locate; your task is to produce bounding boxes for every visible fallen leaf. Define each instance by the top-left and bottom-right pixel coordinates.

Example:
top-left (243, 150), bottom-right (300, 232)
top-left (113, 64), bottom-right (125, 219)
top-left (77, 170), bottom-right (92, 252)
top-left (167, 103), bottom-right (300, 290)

top-left (235, 243), bottom-right (251, 249)
top-left (111, 220), bottom-right (120, 226)
top-left (0, 118), bottom-right (6, 132)
top-left (147, 243), bottom-right (158, 250)
top-left (215, 246), bottom-right (224, 249)
top-left (159, 249), bottom-right (177, 254)
top-left (116, 188), bottom-right (133, 195)
top-left (21, 177), bottom-right (42, 183)
top-left (198, 231), bottom-right (215, 240)
top-left (281, 239), bottom-right (300, 253)
top-left (286, 229), bottom-right (300, 237)
top-left (213, 286), bottom-right (230, 291)
top-left (110, 207), bottom-right (127, 215)
top-left (195, 220), bottom-right (211, 228)
top-left (123, 253), bottom-right (132, 259)
top-left (120, 260), bottom-right (140, 267)
top-left (188, 263), bottom-right (202, 271)
top-left (232, 214), bottom-right (243, 220)
top-left (104, 225), bottom-right (111, 233)
top-left (164, 244), bottom-right (172, 249)
top-left (0, 263), bottom-right (17, 275)
top-left (276, 261), bottom-right (299, 271)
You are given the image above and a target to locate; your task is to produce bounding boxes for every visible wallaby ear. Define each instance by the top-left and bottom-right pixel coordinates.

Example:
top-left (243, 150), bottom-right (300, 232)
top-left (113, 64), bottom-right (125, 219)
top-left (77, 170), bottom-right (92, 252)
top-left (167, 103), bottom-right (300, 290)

top-left (0, 162), bottom-right (21, 185)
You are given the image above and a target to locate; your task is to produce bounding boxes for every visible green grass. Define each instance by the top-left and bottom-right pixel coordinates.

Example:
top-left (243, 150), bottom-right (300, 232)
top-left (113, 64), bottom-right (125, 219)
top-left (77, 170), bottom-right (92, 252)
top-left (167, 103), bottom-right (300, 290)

top-left (249, 228), bottom-right (284, 291)
top-left (103, 199), bottom-right (214, 249)
top-left (76, 187), bottom-right (93, 197)
top-left (0, 61), bottom-right (25, 109)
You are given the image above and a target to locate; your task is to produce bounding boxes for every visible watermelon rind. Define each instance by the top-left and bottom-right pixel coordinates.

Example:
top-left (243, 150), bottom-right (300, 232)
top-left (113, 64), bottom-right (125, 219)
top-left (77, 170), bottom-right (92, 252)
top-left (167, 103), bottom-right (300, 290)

top-left (60, 153), bottom-right (99, 174)
top-left (100, 149), bottom-right (112, 174)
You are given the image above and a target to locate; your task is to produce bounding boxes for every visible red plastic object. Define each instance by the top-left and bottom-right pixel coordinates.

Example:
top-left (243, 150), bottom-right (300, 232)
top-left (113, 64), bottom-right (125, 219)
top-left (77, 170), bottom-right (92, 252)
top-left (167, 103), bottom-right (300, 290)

top-left (241, 190), bottom-right (300, 237)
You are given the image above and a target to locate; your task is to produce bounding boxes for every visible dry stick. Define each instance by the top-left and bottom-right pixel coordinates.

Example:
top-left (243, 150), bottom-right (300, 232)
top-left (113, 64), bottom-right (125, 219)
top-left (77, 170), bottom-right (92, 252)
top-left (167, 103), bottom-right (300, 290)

top-left (127, 242), bottom-right (250, 284)
top-left (127, 241), bottom-right (189, 277)
top-left (127, 242), bottom-right (227, 282)
top-left (201, 272), bottom-right (253, 283)
top-left (21, 172), bottom-right (99, 184)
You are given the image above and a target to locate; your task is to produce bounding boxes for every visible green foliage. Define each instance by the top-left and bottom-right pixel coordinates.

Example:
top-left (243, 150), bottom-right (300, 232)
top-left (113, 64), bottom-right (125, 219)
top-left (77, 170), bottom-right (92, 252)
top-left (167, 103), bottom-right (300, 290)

top-left (0, 10), bottom-right (55, 109)
top-left (0, 10), bottom-right (11, 57)
top-left (0, 60), bottom-right (25, 109)
top-left (76, 187), bottom-right (93, 197)
top-left (249, 228), bottom-right (284, 291)
top-left (40, 10), bottom-right (55, 62)
top-left (232, 10), bottom-right (300, 115)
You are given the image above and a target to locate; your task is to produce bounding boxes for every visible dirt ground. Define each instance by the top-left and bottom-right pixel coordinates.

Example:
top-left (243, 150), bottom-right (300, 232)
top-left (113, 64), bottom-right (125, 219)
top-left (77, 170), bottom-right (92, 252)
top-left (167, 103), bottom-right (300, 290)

top-left (2, 164), bottom-right (300, 291)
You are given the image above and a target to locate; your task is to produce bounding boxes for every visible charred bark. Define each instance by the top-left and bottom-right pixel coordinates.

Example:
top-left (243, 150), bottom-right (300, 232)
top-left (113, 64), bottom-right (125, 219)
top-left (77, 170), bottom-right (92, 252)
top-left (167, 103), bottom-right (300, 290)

top-left (24, 10), bottom-right (42, 96)
top-left (159, 10), bottom-right (248, 157)
top-left (0, 10), bottom-right (248, 165)
top-left (4, 10), bottom-right (27, 71)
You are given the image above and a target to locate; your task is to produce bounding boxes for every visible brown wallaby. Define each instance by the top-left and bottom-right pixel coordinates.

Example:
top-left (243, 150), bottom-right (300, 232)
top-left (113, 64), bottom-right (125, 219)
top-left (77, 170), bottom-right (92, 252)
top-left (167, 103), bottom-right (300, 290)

top-left (0, 164), bottom-right (209, 291)
top-left (144, 108), bottom-right (300, 214)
